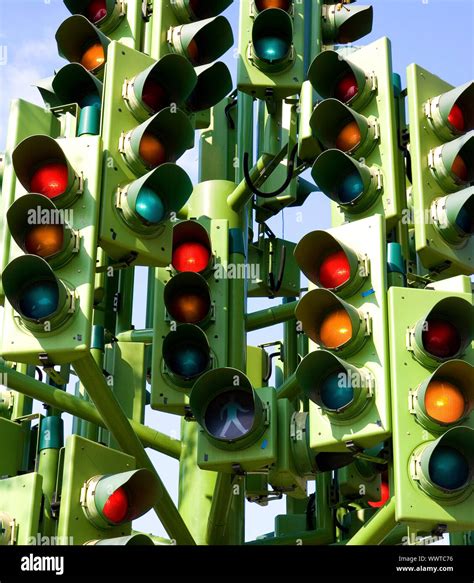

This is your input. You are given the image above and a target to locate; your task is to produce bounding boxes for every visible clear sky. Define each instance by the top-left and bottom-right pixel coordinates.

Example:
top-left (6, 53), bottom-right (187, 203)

top-left (0, 0), bottom-right (472, 542)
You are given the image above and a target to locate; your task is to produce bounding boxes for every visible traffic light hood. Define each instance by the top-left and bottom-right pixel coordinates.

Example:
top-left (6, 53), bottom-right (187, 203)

top-left (321, 4), bottom-right (373, 44)
top-left (186, 62), bottom-right (233, 113)
top-left (64, 0), bottom-right (123, 35)
top-left (430, 80), bottom-right (474, 141)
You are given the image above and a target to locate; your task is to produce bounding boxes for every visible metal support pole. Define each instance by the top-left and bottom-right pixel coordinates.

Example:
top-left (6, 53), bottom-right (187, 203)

top-left (115, 329), bottom-right (154, 343)
top-left (246, 301), bottom-right (298, 331)
top-left (73, 352), bottom-right (195, 545)
top-left (346, 498), bottom-right (397, 546)
top-left (0, 362), bottom-right (181, 459)
top-left (282, 297), bottom-right (298, 379)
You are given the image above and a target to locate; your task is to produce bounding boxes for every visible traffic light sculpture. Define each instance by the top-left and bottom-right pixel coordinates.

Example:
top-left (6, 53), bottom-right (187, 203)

top-left (151, 219), bottom-right (229, 415)
top-left (309, 37), bottom-right (404, 229)
top-left (1, 128), bottom-right (102, 365)
top-left (389, 279), bottom-right (473, 531)
top-left (237, 0), bottom-right (305, 100)
top-left (294, 214), bottom-right (391, 452)
top-left (407, 64), bottom-right (474, 277)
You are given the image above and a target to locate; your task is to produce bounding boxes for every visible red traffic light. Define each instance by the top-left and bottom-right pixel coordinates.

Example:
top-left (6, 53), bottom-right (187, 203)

top-left (318, 250), bottom-right (351, 290)
top-left (86, 0), bottom-right (107, 23)
top-left (30, 162), bottom-right (69, 199)
top-left (335, 72), bottom-right (359, 104)
top-left (422, 318), bottom-right (461, 359)
top-left (141, 79), bottom-right (168, 113)
top-left (172, 242), bottom-right (210, 273)
top-left (368, 479), bottom-right (389, 508)
top-left (448, 103), bottom-right (465, 132)
top-left (102, 486), bottom-right (129, 524)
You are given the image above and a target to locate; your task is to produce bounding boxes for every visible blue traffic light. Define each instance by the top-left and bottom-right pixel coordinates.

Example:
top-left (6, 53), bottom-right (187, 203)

top-left (429, 445), bottom-right (469, 490)
top-left (19, 280), bottom-right (59, 320)
top-left (254, 36), bottom-right (289, 63)
top-left (136, 187), bottom-right (165, 224)
top-left (338, 173), bottom-right (364, 204)
top-left (320, 371), bottom-right (354, 410)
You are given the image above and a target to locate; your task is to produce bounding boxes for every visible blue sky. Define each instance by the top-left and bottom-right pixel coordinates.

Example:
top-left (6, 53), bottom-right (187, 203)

top-left (0, 0), bottom-right (472, 542)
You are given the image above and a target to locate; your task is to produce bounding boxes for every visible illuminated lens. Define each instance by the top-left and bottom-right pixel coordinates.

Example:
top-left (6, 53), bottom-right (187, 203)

top-left (141, 79), bottom-right (168, 113)
top-left (139, 133), bottom-right (167, 168)
top-left (448, 103), bottom-right (465, 132)
top-left (102, 487), bottom-right (129, 524)
top-left (337, 173), bottom-right (364, 203)
top-left (30, 162), bottom-right (68, 199)
top-left (24, 225), bottom-right (64, 258)
top-left (254, 36), bottom-right (289, 62)
top-left (135, 187), bottom-right (165, 224)
top-left (335, 72), bottom-right (358, 103)
top-left (80, 43), bottom-right (105, 72)
top-left (204, 390), bottom-right (255, 440)
top-left (19, 280), bottom-right (59, 320)
top-left (368, 480), bottom-right (390, 509)
top-left (335, 121), bottom-right (361, 151)
top-left (255, 0), bottom-right (292, 10)
top-left (86, 0), bottom-right (107, 23)
top-left (167, 343), bottom-right (208, 377)
top-left (318, 250), bottom-right (351, 289)
top-left (422, 318), bottom-right (461, 358)
top-left (456, 202), bottom-right (474, 235)
top-left (320, 371), bottom-right (353, 410)
top-left (425, 380), bottom-right (465, 424)
top-left (319, 309), bottom-right (352, 349)
top-left (172, 242), bottom-right (210, 273)
top-left (428, 446), bottom-right (469, 490)
top-left (167, 290), bottom-right (210, 323)
top-left (452, 154), bottom-right (468, 182)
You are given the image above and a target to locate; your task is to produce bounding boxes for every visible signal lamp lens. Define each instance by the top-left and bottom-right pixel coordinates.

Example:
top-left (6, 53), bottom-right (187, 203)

top-left (102, 486), bottom-right (129, 524)
top-left (19, 280), bottom-right (59, 320)
top-left (456, 203), bottom-right (474, 235)
top-left (86, 0), bottom-right (107, 23)
top-left (318, 250), bottom-right (351, 289)
top-left (452, 154), bottom-right (468, 182)
top-left (422, 318), bottom-right (461, 358)
top-left (428, 445), bottom-right (469, 490)
top-left (335, 72), bottom-right (358, 103)
top-left (139, 133), bottom-right (167, 168)
top-left (167, 290), bottom-right (210, 324)
top-left (80, 93), bottom-right (101, 109)
top-left (135, 187), bottom-right (165, 224)
top-left (368, 480), bottom-right (389, 508)
top-left (319, 309), bottom-right (352, 349)
top-left (80, 43), bottom-right (105, 72)
top-left (141, 79), bottom-right (168, 113)
top-left (255, 0), bottom-right (292, 10)
top-left (335, 121), bottom-right (361, 152)
top-left (24, 225), bottom-right (64, 258)
top-left (320, 370), bottom-right (353, 410)
top-left (30, 162), bottom-right (68, 199)
top-left (167, 342), bottom-right (208, 377)
top-left (172, 242), bottom-right (210, 273)
top-left (425, 380), bottom-right (466, 424)
top-left (338, 173), bottom-right (364, 203)
top-left (187, 39), bottom-right (200, 64)
top-left (254, 36), bottom-right (289, 63)
top-left (204, 390), bottom-right (255, 440)
top-left (448, 103), bottom-right (465, 132)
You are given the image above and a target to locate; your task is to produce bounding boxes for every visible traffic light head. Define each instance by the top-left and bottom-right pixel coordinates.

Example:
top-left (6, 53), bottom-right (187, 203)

top-left (430, 131), bottom-right (474, 192)
top-left (297, 350), bottom-right (373, 421)
top-left (124, 54), bottom-right (197, 122)
top-left (295, 288), bottom-right (368, 357)
top-left (162, 324), bottom-right (211, 385)
top-left (121, 107), bottom-right (194, 174)
top-left (427, 81), bottom-right (474, 141)
top-left (310, 98), bottom-right (376, 159)
top-left (432, 187), bottom-right (474, 245)
top-left (2, 255), bottom-right (73, 331)
top-left (82, 469), bottom-right (159, 529)
top-left (6, 194), bottom-right (76, 268)
top-left (190, 367), bottom-right (267, 450)
top-left (168, 15), bottom-right (233, 66)
top-left (410, 297), bottom-right (473, 368)
top-left (414, 360), bottom-right (473, 431)
top-left (321, 3), bottom-right (373, 45)
top-left (251, 7), bottom-right (294, 73)
top-left (308, 49), bottom-right (373, 110)
top-left (64, 0), bottom-right (123, 34)
top-left (294, 229), bottom-right (366, 298)
top-left (118, 163), bottom-right (193, 233)
top-left (55, 15), bottom-right (110, 78)
top-left (12, 135), bottom-right (81, 208)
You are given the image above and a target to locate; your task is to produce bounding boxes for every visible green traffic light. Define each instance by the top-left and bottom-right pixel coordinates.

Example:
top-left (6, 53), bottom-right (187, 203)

top-left (320, 370), bottom-right (354, 411)
top-left (428, 445), bottom-right (469, 491)
top-left (135, 187), bottom-right (166, 225)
